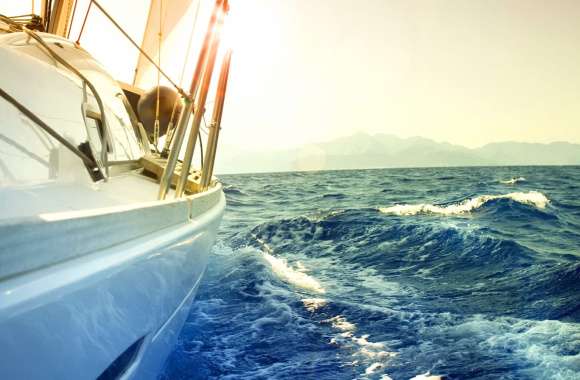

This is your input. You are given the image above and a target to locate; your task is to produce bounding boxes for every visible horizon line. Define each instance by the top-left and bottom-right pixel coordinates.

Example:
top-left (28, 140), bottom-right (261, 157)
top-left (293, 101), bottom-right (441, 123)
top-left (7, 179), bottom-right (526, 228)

top-left (217, 163), bottom-right (580, 176)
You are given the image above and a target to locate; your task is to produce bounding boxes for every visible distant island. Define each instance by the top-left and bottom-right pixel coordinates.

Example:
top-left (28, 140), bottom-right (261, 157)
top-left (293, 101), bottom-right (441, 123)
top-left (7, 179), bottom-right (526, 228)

top-left (215, 133), bottom-right (580, 174)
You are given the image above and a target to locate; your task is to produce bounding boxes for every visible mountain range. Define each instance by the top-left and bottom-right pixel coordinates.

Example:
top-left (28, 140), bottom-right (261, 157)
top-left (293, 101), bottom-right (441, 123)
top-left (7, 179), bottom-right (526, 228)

top-left (215, 133), bottom-right (580, 174)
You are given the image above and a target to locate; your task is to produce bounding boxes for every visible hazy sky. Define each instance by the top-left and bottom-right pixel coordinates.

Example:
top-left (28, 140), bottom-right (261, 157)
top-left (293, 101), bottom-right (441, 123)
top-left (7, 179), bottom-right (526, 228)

top-left (222, 0), bottom-right (580, 150)
top-left (3, 0), bottom-right (580, 151)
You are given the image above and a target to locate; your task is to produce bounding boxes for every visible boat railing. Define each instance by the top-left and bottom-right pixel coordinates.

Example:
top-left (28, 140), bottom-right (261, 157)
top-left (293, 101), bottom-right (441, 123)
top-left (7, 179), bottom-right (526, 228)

top-left (2, 0), bottom-right (233, 198)
top-left (0, 14), bottom-right (112, 180)
top-left (75, 0), bottom-right (232, 199)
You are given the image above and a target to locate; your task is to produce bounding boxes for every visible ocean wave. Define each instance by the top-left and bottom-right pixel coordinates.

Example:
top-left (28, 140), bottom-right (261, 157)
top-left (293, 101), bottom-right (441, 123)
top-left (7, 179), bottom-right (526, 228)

top-left (447, 316), bottom-right (580, 379)
top-left (261, 252), bottom-right (326, 294)
top-left (410, 373), bottom-right (444, 380)
top-left (378, 191), bottom-right (549, 216)
top-left (500, 177), bottom-right (526, 184)
top-left (163, 167), bottom-right (579, 380)
top-left (322, 193), bottom-right (346, 199)
top-left (302, 298), bottom-right (328, 312)
top-left (251, 232), bottom-right (326, 294)
top-left (222, 184), bottom-right (247, 196)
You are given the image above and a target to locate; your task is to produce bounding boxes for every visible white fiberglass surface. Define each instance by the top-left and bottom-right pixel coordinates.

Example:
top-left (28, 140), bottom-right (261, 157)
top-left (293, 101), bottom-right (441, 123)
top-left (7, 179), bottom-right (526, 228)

top-left (0, 172), bottom-right (164, 220)
top-left (0, 32), bottom-right (142, 185)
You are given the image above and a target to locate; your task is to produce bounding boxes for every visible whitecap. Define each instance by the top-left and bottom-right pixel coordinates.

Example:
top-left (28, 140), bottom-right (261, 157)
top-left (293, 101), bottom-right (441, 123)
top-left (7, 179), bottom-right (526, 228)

top-left (356, 347), bottom-right (396, 360)
top-left (352, 334), bottom-right (386, 349)
top-left (500, 176), bottom-right (526, 184)
top-left (410, 373), bottom-right (444, 380)
top-left (365, 362), bottom-right (384, 375)
top-left (295, 261), bottom-right (308, 272)
top-left (251, 232), bottom-right (326, 293)
top-left (262, 252), bottom-right (326, 294)
top-left (324, 315), bottom-right (356, 331)
top-left (302, 297), bottom-right (328, 312)
top-left (252, 234), bottom-right (274, 254)
top-left (379, 191), bottom-right (549, 216)
top-left (477, 318), bottom-right (580, 378)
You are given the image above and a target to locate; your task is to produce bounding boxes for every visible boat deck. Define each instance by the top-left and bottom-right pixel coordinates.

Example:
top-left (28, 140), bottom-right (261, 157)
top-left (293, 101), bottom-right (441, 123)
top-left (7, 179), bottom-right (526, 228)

top-left (0, 171), bottom-right (168, 221)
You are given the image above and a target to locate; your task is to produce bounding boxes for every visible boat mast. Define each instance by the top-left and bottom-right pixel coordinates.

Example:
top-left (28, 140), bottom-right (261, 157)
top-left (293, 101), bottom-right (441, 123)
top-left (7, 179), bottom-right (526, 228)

top-left (174, 0), bottom-right (227, 198)
top-left (200, 49), bottom-right (232, 190)
top-left (157, 0), bottom-right (228, 199)
top-left (47, 0), bottom-right (75, 36)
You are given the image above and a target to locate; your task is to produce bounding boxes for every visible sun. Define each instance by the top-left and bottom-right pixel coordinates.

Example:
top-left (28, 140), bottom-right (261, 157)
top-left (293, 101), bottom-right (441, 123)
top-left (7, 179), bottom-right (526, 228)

top-left (221, 0), bottom-right (279, 56)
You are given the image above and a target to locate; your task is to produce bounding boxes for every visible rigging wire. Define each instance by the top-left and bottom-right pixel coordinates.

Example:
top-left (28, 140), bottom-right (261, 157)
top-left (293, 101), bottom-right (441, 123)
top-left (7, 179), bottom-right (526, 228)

top-left (75, 0), bottom-right (93, 44)
top-left (163, 0), bottom-right (202, 155)
top-left (153, 0), bottom-right (164, 151)
top-left (79, 0), bottom-right (186, 97)
top-left (178, 0), bottom-right (202, 87)
top-left (67, 0), bottom-right (78, 39)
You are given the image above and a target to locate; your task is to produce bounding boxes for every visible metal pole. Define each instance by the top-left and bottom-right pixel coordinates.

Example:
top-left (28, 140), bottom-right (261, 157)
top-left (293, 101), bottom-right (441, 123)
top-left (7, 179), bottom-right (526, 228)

top-left (157, 97), bottom-right (190, 199)
top-left (160, 0), bottom-right (224, 157)
top-left (174, 2), bottom-right (227, 198)
top-left (200, 49), bottom-right (231, 190)
top-left (157, 0), bottom-right (225, 200)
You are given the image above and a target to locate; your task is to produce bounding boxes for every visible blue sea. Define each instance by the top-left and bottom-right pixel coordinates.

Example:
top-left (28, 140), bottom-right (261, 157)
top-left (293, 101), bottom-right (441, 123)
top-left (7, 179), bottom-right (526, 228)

top-left (161, 166), bottom-right (580, 380)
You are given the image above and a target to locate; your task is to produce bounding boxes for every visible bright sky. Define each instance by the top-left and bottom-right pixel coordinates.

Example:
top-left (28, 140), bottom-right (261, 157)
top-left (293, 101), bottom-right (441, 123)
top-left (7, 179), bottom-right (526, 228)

top-left (222, 0), bottom-right (580, 150)
top-left (2, 0), bottom-right (580, 151)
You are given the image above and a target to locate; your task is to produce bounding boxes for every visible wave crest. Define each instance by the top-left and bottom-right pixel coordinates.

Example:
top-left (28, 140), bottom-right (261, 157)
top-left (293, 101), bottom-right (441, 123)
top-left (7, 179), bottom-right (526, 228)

top-left (262, 252), bottom-right (326, 294)
top-left (500, 177), bottom-right (526, 184)
top-left (379, 191), bottom-right (549, 216)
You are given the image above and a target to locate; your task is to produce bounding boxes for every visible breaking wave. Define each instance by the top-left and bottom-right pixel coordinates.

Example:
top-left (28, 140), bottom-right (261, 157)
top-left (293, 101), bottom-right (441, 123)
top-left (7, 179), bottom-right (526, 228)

top-left (379, 191), bottom-right (549, 216)
top-left (500, 176), bottom-right (526, 184)
top-left (162, 166), bottom-right (580, 380)
top-left (261, 252), bottom-right (325, 294)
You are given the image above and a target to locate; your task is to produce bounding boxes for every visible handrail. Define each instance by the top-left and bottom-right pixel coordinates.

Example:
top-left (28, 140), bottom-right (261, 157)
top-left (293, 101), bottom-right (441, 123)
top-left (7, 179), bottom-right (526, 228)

top-left (19, 26), bottom-right (111, 177)
top-left (0, 87), bottom-right (98, 170)
top-left (0, 14), bottom-right (110, 179)
top-left (116, 93), bottom-right (150, 153)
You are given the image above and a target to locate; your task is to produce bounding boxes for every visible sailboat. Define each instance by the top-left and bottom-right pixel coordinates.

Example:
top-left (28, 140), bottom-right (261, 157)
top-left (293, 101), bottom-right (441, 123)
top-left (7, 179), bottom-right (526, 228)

top-left (0, 0), bottom-right (231, 378)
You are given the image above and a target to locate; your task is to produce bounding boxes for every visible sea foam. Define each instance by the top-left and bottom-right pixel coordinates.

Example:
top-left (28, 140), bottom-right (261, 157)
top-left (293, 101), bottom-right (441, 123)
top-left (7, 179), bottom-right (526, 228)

top-left (252, 232), bottom-right (326, 294)
top-left (262, 252), bottom-right (326, 294)
top-left (302, 298), bottom-right (328, 312)
top-left (379, 191), bottom-right (549, 216)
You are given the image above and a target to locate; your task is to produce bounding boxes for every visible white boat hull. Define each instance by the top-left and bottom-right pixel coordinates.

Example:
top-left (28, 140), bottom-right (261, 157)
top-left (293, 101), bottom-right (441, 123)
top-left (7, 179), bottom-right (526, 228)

top-left (0, 185), bottom-right (225, 379)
